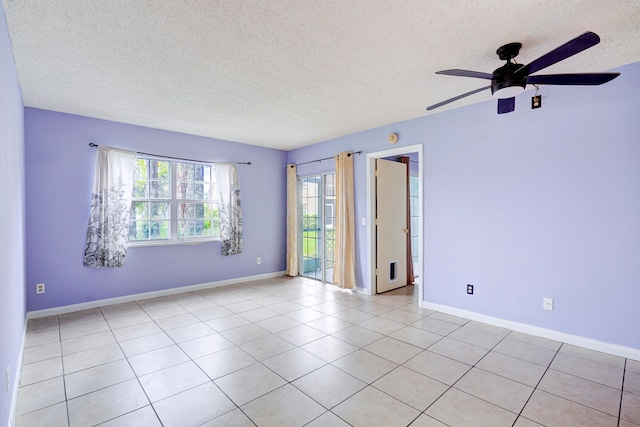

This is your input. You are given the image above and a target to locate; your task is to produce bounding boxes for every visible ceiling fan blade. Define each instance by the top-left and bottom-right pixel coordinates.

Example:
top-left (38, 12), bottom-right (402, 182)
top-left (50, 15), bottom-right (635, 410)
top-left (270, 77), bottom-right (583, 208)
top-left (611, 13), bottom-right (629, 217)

top-left (527, 72), bottom-right (620, 85)
top-left (426, 86), bottom-right (491, 111)
top-left (514, 31), bottom-right (601, 78)
top-left (436, 69), bottom-right (494, 80)
top-left (497, 97), bottom-right (515, 114)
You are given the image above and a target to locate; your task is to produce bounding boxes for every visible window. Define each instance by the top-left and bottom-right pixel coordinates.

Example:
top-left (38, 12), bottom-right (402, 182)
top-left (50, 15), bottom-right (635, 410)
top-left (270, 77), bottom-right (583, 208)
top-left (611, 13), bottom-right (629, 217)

top-left (129, 157), bottom-right (219, 244)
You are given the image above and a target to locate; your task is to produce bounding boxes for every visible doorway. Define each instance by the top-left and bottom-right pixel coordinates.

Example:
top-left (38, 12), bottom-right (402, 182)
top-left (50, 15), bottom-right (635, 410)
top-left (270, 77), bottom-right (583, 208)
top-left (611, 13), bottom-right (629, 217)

top-left (299, 173), bottom-right (336, 283)
top-left (366, 144), bottom-right (423, 304)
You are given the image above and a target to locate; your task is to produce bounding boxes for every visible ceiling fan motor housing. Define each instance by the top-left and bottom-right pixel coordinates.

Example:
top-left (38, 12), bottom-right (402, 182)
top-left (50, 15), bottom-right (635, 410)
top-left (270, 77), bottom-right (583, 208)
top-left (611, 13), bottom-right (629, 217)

top-left (491, 62), bottom-right (527, 98)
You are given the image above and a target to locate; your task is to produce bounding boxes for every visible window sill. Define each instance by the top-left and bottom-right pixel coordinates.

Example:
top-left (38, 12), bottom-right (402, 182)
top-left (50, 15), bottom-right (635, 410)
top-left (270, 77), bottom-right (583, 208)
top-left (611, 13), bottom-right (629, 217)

top-left (128, 238), bottom-right (219, 248)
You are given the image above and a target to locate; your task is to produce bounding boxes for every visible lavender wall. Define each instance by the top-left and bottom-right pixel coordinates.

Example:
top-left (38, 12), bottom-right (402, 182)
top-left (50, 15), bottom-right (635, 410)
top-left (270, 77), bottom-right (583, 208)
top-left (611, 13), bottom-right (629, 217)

top-left (0, 4), bottom-right (26, 426)
top-left (288, 62), bottom-right (640, 349)
top-left (25, 108), bottom-right (287, 311)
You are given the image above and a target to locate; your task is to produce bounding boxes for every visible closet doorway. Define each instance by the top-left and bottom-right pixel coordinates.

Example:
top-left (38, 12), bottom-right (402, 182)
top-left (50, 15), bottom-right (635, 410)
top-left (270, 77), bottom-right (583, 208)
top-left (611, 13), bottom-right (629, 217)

top-left (299, 173), bottom-right (336, 283)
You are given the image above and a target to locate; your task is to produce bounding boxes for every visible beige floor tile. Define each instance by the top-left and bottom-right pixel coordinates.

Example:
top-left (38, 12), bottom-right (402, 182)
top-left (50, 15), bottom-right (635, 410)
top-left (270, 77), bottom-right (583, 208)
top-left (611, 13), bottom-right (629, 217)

top-left (26, 316), bottom-right (59, 334)
top-left (513, 416), bottom-right (545, 426)
top-left (627, 358), bottom-right (640, 373)
top-left (223, 300), bottom-right (262, 313)
top-left (191, 305), bottom-right (233, 321)
top-left (128, 344), bottom-right (190, 376)
top-left (100, 302), bottom-right (145, 319)
top-left (379, 308), bottom-right (424, 325)
top-left (428, 336), bottom-right (489, 365)
top-left (448, 325), bottom-right (506, 349)
top-left (165, 322), bottom-right (215, 343)
top-left (214, 363), bottom-right (286, 406)
top-left (153, 382), bottom-right (235, 427)
top-left (560, 343), bottom-right (626, 368)
top-left (426, 388), bottom-right (517, 427)
top-left (239, 334), bottom-right (295, 360)
top-left (507, 331), bottom-right (561, 351)
top-left (16, 376), bottom-right (66, 416)
top-left (67, 379), bottom-right (149, 427)
top-left (99, 405), bottom-right (162, 427)
top-left (454, 367), bottom-right (534, 413)
top-left (621, 391), bottom-right (640, 424)
top-left (305, 411), bottom-right (351, 427)
top-left (285, 307), bottom-right (327, 323)
top-left (205, 314), bottom-right (251, 332)
top-left (333, 386), bottom-right (421, 427)
top-left (195, 346), bottom-right (256, 380)
top-left (332, 325), bottom-right (384, 348)
top-left (14, 401), bottom-right (68, 427)
top-left (493, 337), bottom-right (557, 366)
top-left (267, 300), bottom-right (306, 314)
top-left (139, 361), bottom-right (210, 402)
top-left (293, 364), bottom-right (366, 409)
top-left (364, 336), bottom-right (423, 364)
top-left (59, 308), bottom-right (104, 328)
top-left (242, 384), bottom-right (326, 426)
top-left (62, 342), bottom-right (125, 374)
top-left (19, 356), bottom-right (63, 386)
top-left (146, 305), bottom-right (189, 321)
top-left (262, 348), bottom-right (326, 381)
top-left (24, 329), bottom-right (60, 348)
top-left (219, 323), bottom-right (270, 345)
top-left (22, 341), bottom-right (61, 365)
top-left (475, 351), bottom-right (546, 387)
top-left (254, 314), bottom-right (301, 333)
top-left (521, 389), bottom-right (618, 427)
top-left (119, 331), bottom-right (174, 357)
top-left (238, 306), bottom-right (279, 322)
top-left (373, 366), bottom-right (448, 411)
top-left (307, 315), bottom-right (353, 334)
top-left (61, 331), bottom-right (117, 355)
top-left (408, 414), bottom-right (448, 427)
top-left (625, 369), bottom-right (640, 396)
top-left (358, 316), bottom-right (405, 335)
top-left (301, 335), bottom-right (358, 362)
top-left (333, 349), bottom-right (398, 383)
top-left (276, 324), bottom-right (327, 346)
top-left (332, 308), bottom-right (376, 323)
top-left (410, 317), bottom-right (459, 335)
top-left (65, 359), bottom-right (135, 399)
top-left (153, 313), bottom-right (200, 330)
top-left (179, 333), bottom-right (235, 359)
top-left (429, 312), bottom-right (468, 326)
top-left (538, 369), bottom-right (621, 416)
top-left (112, 321), bottom-right (163, 342)
top-left (403, 350), bottom-right (471, 385)
top-left (200, 408), bottom-right (256, 427)
top-left (60, 319), bottom-right (110, 341)
top-left (551, 351), bottom-right (624, 389)
top-left (390, 326), bottom-right (442, 349)
top-left (105, 312), bottom-right (153, 329)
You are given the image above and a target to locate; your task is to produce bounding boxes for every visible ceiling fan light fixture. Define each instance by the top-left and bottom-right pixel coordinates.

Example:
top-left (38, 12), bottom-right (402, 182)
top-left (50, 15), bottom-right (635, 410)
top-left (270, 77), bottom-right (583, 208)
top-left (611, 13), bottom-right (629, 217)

top-left (492, 85), bottom-right (525, 99)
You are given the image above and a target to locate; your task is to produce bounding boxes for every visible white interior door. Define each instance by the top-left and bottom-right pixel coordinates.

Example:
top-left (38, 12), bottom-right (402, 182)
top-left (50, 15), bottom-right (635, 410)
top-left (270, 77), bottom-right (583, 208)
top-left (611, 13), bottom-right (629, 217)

top-left (375, 159), bottom-right (407, 293)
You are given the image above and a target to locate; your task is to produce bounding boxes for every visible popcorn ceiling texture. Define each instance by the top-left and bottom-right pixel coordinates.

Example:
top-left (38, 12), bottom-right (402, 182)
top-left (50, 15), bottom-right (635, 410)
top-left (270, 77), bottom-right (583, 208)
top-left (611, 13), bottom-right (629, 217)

top-left (3, 0), bottom-right (640, 149)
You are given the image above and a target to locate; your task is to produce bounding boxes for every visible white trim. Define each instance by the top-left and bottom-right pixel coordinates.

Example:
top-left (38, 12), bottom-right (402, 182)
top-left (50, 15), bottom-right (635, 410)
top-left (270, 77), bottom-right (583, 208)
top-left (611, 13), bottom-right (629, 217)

top-left (366, 144), bottom-right (423, 303)
top-left (421, 301), bottom-right (640, 361)
top-left (27, 271), bottom-right (285, 319)
top-left (8, 321), bottom-right (27, 427)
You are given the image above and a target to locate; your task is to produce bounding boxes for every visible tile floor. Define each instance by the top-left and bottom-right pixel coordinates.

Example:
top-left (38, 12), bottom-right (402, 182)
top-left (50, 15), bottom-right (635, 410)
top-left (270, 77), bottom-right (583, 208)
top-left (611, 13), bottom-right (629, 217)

top-left (13, 276), bottom-right (640, 427)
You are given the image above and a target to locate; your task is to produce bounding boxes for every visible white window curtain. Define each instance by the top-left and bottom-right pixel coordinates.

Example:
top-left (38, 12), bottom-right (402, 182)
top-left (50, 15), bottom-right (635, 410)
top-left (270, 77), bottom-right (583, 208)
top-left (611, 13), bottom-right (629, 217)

top-left (285, 164), bottom-right (299, 276)
top-left (215, 162), bottom-right (243, 255)
top-left (333, 152), bottom-right (356, 289)
top-left (84, 145), bottom-right (137, 268)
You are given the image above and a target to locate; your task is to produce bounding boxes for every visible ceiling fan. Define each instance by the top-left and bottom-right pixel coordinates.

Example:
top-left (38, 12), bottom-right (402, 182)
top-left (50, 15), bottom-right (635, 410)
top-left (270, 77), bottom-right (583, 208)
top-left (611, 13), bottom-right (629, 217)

top-left (426, 31), bottom-right (620, 114)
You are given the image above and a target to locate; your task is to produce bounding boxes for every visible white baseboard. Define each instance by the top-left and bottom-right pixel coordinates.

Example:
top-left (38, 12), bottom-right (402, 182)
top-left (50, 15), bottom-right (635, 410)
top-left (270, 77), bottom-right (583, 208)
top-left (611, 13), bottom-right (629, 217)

top-left (8, 321), bottom-right (27, 427)
top-left (27, 271), bottom-right (286, 319)
top-left (421, 301), bottom-right (640, 361)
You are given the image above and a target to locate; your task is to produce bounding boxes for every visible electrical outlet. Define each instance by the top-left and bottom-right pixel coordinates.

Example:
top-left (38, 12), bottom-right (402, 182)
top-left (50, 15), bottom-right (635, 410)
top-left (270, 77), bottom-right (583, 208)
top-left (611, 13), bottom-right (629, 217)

top-left (256, 257), bottom-right (261, 265)
top-left (543, 297), bottom-right (554, 311)
top-left (5, 367), bottom-right (9, 392)
top-left (36, 283), bottom-right (45, 294)
top-left (467, 284), bottom-right (474, 295)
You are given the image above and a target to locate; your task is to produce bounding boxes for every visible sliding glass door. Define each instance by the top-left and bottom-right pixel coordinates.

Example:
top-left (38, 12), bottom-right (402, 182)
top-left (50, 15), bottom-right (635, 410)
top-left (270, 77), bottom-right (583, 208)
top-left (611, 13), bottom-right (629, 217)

top-left (300, 173), bottom-right (335, 282)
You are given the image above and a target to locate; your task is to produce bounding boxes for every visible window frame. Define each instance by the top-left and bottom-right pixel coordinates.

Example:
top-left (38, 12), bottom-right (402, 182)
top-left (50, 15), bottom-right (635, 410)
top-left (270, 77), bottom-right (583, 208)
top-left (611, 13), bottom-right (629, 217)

top-left (128, 156), bottom-right (220, 247)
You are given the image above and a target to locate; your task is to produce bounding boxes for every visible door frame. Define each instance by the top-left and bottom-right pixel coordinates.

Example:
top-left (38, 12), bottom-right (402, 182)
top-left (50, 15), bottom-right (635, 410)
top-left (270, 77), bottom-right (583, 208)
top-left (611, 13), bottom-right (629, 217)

top-left (366, 144), bottom-right (423, 306)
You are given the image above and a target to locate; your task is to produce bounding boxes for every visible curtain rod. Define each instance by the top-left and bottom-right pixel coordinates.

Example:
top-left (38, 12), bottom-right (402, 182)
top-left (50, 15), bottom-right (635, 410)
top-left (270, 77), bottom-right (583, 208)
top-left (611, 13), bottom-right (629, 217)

top-left (290, 150), bottom-right (363, 168)
top-left (89, 143), bottom-right (251, 165)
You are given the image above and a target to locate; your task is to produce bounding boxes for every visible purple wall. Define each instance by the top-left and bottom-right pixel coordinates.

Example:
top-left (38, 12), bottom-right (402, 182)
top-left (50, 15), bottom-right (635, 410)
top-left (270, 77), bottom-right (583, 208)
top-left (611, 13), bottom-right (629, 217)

top-left (25, 108), bottom-right (287, 311)
top-left (0, 4), bottom-right (26, 426)
top-left (288, 62), bottom-right (640, 350)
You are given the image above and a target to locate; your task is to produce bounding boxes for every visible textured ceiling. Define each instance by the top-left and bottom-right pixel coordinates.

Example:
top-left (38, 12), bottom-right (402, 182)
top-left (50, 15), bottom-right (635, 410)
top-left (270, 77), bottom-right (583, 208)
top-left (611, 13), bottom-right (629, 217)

top-left (4, 0), bottom-right (640, 150)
